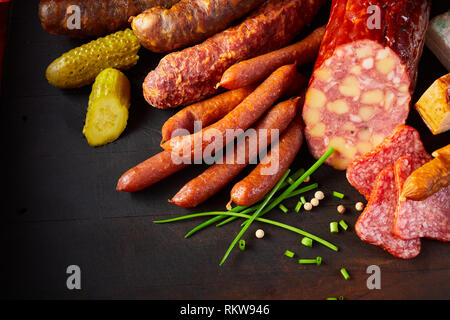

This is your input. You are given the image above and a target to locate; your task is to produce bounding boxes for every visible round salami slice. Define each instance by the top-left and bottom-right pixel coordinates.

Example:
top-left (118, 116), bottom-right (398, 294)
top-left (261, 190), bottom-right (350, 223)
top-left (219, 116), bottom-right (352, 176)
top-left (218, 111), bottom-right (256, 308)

top-left (346, 125), bottom-right (428, 199)
top-left (355, 166), bottom-right (421, 259)
top-left (394, 155), bottom-right (450, 242)
top-left (303, 0), bottom-right (431, 170)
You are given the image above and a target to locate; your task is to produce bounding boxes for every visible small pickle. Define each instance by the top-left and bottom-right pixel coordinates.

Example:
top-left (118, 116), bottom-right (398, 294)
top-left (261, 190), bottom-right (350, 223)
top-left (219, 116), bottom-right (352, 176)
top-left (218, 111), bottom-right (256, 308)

top-left (46, 29), bottom-right (140, 89)
top-left (83, 68), bottom-right (130, 147)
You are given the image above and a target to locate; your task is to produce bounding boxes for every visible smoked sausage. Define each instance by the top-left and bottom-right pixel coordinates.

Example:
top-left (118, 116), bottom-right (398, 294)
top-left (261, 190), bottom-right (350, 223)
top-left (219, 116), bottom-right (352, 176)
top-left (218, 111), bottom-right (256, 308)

top-left (161, 72), bottom-right (306, 143)
top-left (143, 0), bottom-right (326, 108)
top-left (38, 0), bottom-right (180, 38)
top-left (131, 0), bottom-right (265, 52)
top-left (170, 98), bottom-right (300, 208)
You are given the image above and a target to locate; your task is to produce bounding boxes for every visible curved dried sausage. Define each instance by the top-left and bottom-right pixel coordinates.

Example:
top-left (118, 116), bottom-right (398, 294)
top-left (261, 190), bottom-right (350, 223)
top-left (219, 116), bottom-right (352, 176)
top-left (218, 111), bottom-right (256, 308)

top-left (170, 98), bottom-right (300, 208)
top-left (143, 0), bottom-right (325, 108)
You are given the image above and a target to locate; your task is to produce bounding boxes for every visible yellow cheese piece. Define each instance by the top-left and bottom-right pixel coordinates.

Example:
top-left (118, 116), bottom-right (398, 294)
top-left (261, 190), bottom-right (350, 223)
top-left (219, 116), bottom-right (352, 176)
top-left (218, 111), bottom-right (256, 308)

top-left (415, 73), bottom-right (450, 135)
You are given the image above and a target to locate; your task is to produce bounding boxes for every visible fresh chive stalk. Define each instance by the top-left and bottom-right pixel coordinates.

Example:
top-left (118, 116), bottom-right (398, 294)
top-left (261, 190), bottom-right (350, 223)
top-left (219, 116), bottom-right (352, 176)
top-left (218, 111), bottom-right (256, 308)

top-left (219, 170), bottom-right (291, 266)
top-left (284, 250), bottom-right (295, 258)
top-left (153, 212), bottom-right (339, 251)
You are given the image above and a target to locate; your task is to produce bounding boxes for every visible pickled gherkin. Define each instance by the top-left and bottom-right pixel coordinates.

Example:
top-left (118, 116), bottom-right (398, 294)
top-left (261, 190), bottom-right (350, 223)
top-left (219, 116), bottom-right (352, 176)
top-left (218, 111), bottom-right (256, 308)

top-left (46, 29), bottom-right (140, 89)
top-left (83, 68), bottom-right (131, 147)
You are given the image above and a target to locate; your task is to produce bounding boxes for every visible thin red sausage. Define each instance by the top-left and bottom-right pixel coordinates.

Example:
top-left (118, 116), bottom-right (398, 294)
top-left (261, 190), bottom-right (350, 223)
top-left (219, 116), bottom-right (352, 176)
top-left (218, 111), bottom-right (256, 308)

top-left (161, 64), bottom-right (298, 158)
top-left (161, 85), bottom-right (256, 143)
top-left (170, 97), bottom-right (301, 208)
top-left (116, 150), bottom-right (188, 192)
top-left (230, 115), bottom-right (304, 207)
top-left (219, 26), bottom-right (325, 90)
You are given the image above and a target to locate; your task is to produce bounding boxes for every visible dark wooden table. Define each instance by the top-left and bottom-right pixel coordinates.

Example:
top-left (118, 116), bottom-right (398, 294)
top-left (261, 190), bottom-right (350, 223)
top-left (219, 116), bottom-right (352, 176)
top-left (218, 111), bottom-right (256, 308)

top-left (1, 0), bottom-right (449, 300)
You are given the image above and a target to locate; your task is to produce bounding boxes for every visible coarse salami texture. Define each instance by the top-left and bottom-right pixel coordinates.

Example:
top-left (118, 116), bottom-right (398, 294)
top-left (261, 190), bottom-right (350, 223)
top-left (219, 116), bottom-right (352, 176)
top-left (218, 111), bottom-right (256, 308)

top-left (394, 155), bottom-right (450, 242)
top-left (346, 125), bottom-right (428, 199)
top-left (230, 114), bottom-right (304, 207)
top-left (143, 0), bottom-right (325, 108)
top-left (355, 166), bottom-right (421, 259)
top-left (303, 0), bottom-right (431, 170)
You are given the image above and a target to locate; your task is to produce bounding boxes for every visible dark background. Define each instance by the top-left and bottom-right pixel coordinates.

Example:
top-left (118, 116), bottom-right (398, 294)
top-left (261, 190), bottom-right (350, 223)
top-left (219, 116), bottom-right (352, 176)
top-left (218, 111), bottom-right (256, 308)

top-left (0, 0), bottom-right (449, 300)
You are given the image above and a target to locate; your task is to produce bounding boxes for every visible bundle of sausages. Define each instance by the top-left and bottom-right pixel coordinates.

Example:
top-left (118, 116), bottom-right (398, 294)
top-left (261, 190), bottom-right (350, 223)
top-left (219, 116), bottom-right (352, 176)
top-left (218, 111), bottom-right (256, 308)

top-left (117, 64), bottom-right (306, 208)
top-left (115, 0), bottom-right (329, 207)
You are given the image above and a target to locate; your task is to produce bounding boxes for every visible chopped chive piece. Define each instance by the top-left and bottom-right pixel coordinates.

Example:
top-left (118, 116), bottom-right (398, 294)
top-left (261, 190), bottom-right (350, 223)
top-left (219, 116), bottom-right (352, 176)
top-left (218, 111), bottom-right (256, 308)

top-left (339, 296), bottom-right (344, 300)
top-left (284, 250), bottom-right (295, 258)
top-left (330, 222), bottom-right (339, 233)
top-left (300, 196), bottom-right (306, 204)
top-left (340, 268), bottom-right (350, 280)
top-left (333, 191), bottom-right (344, 199)
top-left (301, 237), bottom-right (313, 247)
top-left (316, 256), bottom-right (322, 266)
top-left (279, 204), bottom-right (288, 213)
top-left (239, 239), bottom-right (246, 251)
top-left (287, 177), bottom-right (295, 185)
top-left (298, 259), bottom-right (316, 264)
top-left (339, 220), bottom-right (349, 231)
top-left (295, 201), bottom-right (302, 213)
top-left (326, 297), bottom-right (338, 300)
top-left (298, 256), bottom-right (322, 265)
